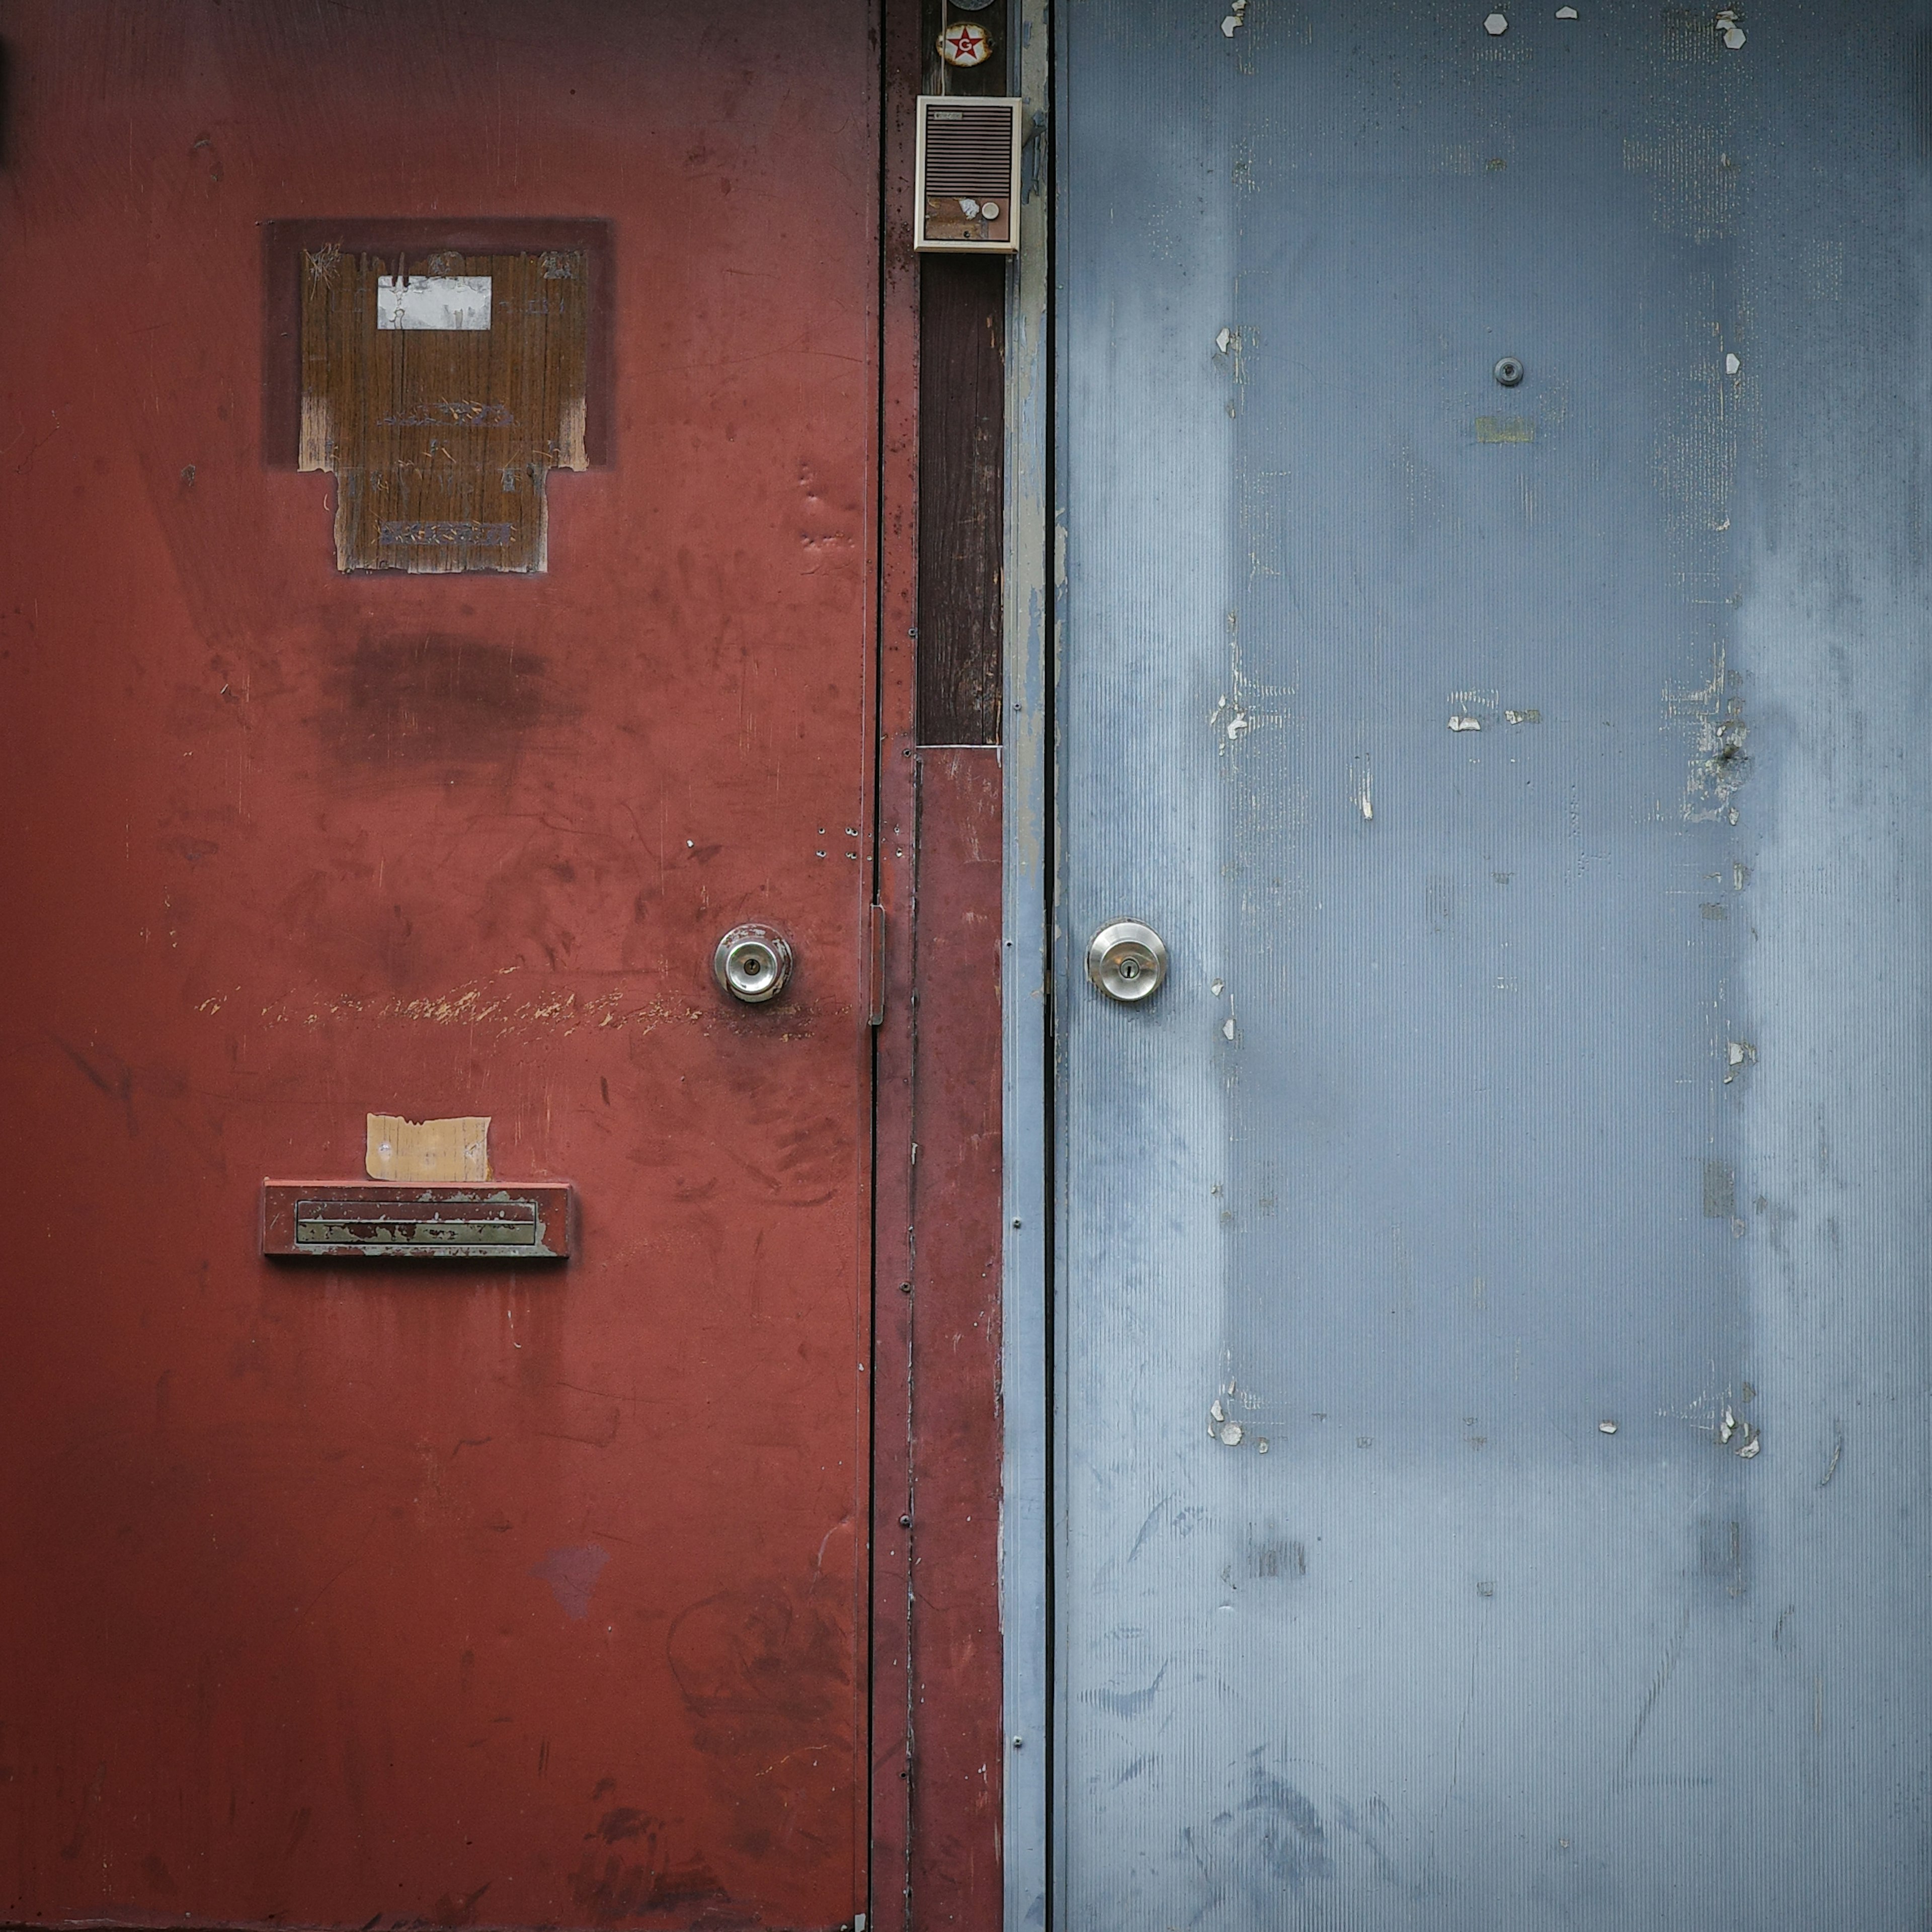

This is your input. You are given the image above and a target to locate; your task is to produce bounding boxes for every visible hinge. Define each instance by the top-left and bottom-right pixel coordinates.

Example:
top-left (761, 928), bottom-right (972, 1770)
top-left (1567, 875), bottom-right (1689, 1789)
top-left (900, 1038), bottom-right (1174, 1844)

top-left (867, 903), bottom-right (888, 1026)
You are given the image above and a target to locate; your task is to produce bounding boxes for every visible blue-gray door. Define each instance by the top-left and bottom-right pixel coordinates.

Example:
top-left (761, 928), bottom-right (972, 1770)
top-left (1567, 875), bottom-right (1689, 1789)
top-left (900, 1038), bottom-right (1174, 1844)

top-left (1054, 5), bottom-right (1932, 1925)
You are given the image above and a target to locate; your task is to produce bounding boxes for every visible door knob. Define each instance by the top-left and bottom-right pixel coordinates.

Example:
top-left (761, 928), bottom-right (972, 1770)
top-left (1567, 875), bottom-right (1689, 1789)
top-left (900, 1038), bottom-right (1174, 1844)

top-left (714, 924), bottom-right (793, 1003)
top-left (1086, 920), bottom-right (1168, 1003)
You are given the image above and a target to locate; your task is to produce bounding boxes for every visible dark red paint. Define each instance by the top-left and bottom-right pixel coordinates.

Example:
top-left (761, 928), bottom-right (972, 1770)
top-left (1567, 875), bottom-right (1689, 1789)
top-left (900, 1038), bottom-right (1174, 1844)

top-left (905, 753), bottom-right (1005, 1932)
top-left (0, 3), bottom-right (880, 1924)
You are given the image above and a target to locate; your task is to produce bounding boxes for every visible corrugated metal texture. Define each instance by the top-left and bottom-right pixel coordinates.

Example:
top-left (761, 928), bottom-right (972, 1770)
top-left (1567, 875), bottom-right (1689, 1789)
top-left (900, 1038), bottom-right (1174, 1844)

top-left (1055, 4), bottom-right (1932, 1927)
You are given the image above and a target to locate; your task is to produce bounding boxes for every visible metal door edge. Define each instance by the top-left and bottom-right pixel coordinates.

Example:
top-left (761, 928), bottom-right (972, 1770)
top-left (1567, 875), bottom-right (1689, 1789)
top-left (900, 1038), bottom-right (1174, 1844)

top-left (1001, 0), bottom-right (1054, 1926)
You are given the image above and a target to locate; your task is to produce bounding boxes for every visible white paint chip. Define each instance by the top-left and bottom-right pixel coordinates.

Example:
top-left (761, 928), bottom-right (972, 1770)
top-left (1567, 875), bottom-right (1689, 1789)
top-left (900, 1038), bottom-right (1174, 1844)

top-left (1485, 11), bottom-right (1509, 33)
top-left (1726, 352), bottom-right (1742, 375)
top-left (1598, 1419), bottom-right (1619, 1434)
top-left (1556, 5), bottom-right (1578, 14)
top-left (1220, 1421), bottom-right (1244, 1445)
top-left (1448, 714), bottom-right (1483, 732)
top-left (1223, 1017), bottom-right (1237, 1040)
top-left (1216, 327), bottom-right (1234, 355)
top-left (375, 276), bottom-right (493, 331)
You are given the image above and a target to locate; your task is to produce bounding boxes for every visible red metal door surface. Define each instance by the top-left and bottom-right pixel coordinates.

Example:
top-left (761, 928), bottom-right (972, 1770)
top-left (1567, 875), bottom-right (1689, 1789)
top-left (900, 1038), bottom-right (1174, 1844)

top-left (0, 6), bottom-right (880, 1925)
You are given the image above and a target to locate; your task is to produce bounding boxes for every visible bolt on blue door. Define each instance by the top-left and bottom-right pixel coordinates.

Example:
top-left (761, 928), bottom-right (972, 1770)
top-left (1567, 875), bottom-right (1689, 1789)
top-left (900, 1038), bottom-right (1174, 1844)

top-left (1055, 5), bottom-right (1932, 1925)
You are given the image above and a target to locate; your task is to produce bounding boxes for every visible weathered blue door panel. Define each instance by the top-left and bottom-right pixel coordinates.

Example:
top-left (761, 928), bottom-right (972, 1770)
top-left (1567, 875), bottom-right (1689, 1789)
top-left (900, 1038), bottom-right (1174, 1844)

top-left (1056, 6), bottom-right (1932, 1926)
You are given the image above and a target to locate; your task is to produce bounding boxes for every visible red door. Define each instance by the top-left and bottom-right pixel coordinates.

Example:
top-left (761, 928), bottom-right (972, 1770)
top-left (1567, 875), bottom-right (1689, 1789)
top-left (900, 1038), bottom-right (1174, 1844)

top-left (0, 6), bottom-right (879, 1925)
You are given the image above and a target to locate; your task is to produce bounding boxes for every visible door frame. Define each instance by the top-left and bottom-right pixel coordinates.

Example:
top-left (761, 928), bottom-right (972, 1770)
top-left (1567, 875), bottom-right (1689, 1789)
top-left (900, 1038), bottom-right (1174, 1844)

top-left (998, 3), bottom-right (1053, 1930)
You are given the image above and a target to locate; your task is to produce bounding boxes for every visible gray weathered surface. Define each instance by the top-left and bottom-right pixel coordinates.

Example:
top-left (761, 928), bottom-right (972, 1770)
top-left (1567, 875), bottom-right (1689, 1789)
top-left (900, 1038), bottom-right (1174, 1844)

top-left (1054, 4), bottom-right (1932, 1925)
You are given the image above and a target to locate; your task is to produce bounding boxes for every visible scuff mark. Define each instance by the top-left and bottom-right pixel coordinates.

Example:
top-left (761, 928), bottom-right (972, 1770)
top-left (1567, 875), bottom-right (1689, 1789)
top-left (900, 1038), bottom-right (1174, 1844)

top-left (1621, 1606), bottom-right (1691, 1770)
top-left (50, 1035), bottom-right (137, 1137)
top-left (1819, 1420), bottom-right (1843, 1487)
top-left (532, 1544), bottom-right (611, 1620)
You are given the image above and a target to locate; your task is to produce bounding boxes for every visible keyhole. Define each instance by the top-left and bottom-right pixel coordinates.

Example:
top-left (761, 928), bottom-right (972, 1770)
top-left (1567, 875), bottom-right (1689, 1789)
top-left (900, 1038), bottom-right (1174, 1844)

top-left (1118, 957), bottom-right (1141, 982)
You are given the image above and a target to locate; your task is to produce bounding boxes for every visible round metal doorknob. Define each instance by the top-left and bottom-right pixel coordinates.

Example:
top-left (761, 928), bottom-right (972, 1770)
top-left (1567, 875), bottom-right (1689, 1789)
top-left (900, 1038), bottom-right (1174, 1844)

top-left (1086, 920), bottom-right (1168, 1003)
top-left (714, 924), bottom-right (793, 1003)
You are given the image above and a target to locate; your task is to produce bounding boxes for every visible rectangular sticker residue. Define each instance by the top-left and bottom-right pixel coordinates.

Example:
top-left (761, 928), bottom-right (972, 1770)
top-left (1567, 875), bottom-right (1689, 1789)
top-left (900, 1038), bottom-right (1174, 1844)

top-left (375, 275), bottom-right (492, 331)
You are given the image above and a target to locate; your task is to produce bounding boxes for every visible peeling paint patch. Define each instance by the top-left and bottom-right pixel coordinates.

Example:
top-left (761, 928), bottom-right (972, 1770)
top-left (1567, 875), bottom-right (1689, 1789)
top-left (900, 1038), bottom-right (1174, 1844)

top-left (1448, 714), bottom-right (1483, 733)
top-left (1475, 415), bottom-right (1535, 444)
top-left (1504, 708), bottom-right (1541, 725)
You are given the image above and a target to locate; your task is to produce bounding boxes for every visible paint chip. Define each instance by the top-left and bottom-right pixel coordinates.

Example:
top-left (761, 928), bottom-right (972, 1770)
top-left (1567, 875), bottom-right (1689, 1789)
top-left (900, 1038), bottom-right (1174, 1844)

top-left (1216, 327), bottom-right (1234, 355)
top-left (1504, 708), bottom-right (1542, 725)
top-left (1598, 1420), bottom-right (1619, 1434)
top-left (1219, 1421), bottom-right (1244, 1445)
top-left (1556, 4), bottom-right (1578, 14)
top-left (1725, 352), bottom-right (1742, 375)
top-left (1449, 714), bottom-right (1483, 732)
top-left (1222, 1017), bottom-right (1237, 1040)
top-left (1485, 11), bottom-right (1509, 32)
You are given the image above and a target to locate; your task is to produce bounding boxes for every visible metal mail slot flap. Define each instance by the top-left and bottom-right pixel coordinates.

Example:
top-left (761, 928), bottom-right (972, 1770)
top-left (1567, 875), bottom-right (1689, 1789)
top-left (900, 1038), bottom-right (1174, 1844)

top-left (261, 1181), bottom-right (573, 1261)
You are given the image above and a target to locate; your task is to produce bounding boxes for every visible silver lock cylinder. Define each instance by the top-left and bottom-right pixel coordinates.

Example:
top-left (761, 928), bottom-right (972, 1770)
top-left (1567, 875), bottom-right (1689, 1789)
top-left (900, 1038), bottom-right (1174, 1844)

top-left (714, 924), bottom-right (793, 1004)
top-left (1086, 920), bottom-right (1168, 1003)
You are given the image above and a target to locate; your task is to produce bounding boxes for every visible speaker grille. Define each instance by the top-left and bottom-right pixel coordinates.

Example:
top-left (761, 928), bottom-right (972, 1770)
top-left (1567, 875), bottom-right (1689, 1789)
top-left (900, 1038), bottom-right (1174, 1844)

top-left (923, 101), bottom-right (1017, 199)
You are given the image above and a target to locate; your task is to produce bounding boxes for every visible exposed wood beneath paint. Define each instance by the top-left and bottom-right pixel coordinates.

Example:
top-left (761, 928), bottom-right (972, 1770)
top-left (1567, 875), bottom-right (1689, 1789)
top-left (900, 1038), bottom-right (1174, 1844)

top-left (918, 0), bottom-right (1011, 746)
top-left (919, 254), bottom-right (1007, 744)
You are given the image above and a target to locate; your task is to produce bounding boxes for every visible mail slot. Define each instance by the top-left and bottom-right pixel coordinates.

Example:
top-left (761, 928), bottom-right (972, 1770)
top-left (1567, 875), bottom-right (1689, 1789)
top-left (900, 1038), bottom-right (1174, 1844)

top-left (261, 1181), bottom-right (573, 1260)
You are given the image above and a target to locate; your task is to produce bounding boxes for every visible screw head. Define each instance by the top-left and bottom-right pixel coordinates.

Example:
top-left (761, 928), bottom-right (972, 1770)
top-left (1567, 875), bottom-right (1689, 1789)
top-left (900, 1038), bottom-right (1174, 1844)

top-left (1494, 356), bottom-right (1525, 387)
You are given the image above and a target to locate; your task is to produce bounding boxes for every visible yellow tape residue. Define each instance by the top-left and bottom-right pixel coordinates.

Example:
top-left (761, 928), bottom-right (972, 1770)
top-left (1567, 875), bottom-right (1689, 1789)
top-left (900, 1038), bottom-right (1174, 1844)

top-left (366, 1113), bottom-right (492, 1183)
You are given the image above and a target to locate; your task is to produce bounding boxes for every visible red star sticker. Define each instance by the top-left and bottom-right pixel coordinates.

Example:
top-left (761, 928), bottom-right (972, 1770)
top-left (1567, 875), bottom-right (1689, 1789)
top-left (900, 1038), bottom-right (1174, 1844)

top-left (943, 25), bottom-right (984, 58)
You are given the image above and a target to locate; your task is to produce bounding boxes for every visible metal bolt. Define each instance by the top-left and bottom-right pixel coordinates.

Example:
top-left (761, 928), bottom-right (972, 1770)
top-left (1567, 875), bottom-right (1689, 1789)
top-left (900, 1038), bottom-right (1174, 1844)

top-left (899, 1280), bottom-right (913, 1294)
top-left (1494, 356), bottom-right (1525, 387)
top-left (1011, 1735), bottom-right (1024, 1749)
top-left (900, 1514), bottom-right (912, 1527)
